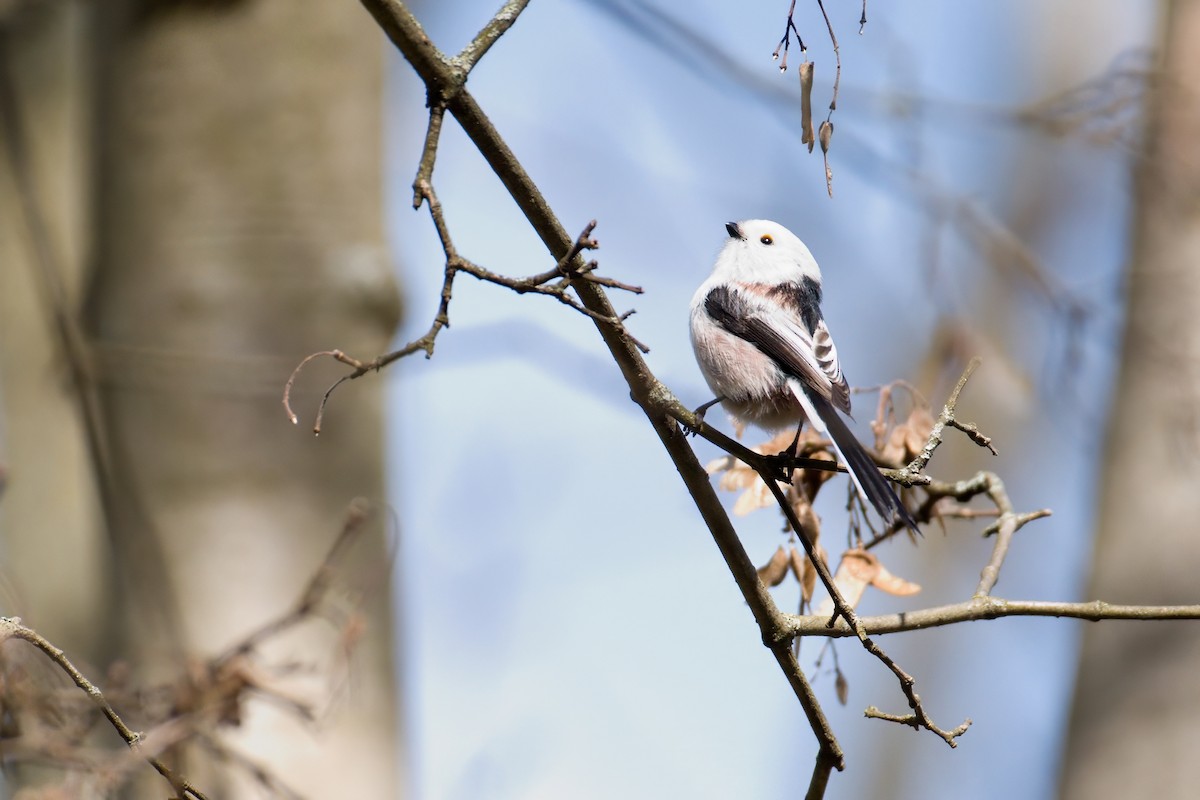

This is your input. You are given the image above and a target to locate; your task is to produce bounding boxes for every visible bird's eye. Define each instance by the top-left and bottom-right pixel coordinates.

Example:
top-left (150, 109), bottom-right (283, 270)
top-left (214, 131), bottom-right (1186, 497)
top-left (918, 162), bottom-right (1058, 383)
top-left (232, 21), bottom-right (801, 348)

top-left (760, 234), bottom-right (774, 245)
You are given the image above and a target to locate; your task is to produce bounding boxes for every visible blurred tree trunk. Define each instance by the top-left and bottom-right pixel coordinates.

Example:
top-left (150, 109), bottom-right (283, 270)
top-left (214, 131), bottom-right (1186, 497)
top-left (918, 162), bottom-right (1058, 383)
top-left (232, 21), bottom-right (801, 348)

top-left (1059, 3), bottom-right (1200, 798)
top-left (0, 2), bottom-right (107, 667)
top-left (83, 0), bottom-right (404, 795)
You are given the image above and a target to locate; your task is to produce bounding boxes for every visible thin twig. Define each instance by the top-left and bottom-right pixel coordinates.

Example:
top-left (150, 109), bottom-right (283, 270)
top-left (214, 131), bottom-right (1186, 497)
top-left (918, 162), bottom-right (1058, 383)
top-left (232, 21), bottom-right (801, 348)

top-left (974, 475), bottom-right (1043, 598)
top-left (452, 0), bottom-right (532, 73)
top-left (287, 199), bottom-right (647, 430)
top-left (196, 732), bottom-right (306, 800)
top-left (0, 618), bottom-right (212, 800)
top-left (286, 187), bottom-right (646, 431)
top-left (771, 0), bottom-right (804, 72)
top-left (758, 466), bottom-right (971, 747)
top-left (412, 103), bottom-right (446, 209)
top-left (864, 706), bottom-right (972, 741)
top-left (282, 350), bottom-right (367, 433)
top-left (788, 597), bottom-right (1200, 637)
top-left (815, 0), bottom-right (841, 113)
top-left (215, 499), bottom-right (372, 664)
top-left (895, 357), bottom-right (988, 481)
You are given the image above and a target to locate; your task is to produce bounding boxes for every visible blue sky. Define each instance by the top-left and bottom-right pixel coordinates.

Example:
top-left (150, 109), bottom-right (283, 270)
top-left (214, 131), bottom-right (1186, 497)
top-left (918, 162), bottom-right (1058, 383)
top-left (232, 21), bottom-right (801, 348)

top-left (384, 2), bottom-right (1155, 798)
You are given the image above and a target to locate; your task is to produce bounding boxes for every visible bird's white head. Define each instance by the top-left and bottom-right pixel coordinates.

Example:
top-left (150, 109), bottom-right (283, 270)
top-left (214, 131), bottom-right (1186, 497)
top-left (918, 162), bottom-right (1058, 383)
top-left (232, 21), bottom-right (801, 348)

top-left (712, 219), bottom-right (822, 286)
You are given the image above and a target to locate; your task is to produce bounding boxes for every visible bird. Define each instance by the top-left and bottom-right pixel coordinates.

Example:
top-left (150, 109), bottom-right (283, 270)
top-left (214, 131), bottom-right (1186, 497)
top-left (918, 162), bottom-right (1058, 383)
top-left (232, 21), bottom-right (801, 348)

top-left (689, 219), bottom-right (917, 534)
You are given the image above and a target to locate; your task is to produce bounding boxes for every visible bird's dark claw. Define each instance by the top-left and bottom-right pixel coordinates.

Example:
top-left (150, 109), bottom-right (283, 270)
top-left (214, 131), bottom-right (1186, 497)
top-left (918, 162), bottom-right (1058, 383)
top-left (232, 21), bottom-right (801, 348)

top-left (687, 397), bottom-right (723, 436)
top-left (778, 422), bottom-right (805, 482)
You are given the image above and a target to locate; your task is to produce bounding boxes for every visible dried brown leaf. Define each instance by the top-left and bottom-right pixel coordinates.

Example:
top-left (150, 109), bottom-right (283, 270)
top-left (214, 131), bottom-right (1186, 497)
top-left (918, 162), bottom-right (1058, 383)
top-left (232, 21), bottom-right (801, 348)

top-left (764, 430), bottom-right (801, 453)
top-left (758, 546), bottom-right (791, 587)
top-left (732, 480), bottom-right (778, 516)
top-left (835, 668), bottom-right (849, 706)
top-left (813, 547), bottom-right (921, 617)
top-left (802, 552), bottom-right (818, 602)
top-left (876, 393), bottom-right (936, 464)
top-left (814, 550), bottom-right (872, 618)
top-left (788, 546), bottom-right (816, 604)
top-left (870, 561), bottom-right (922, 597)
top-left (797, 449), bottom-right (837, 501)
top-left (705, 454), bottom-right (745, 480)
top-left (709, 432), bottom-right (829, 517)
top-left (880, 424), bottom-right (911, 465)
top-left (799, 62), bottom-right (815, 153)
top-left (907, 406), bottom-right (935, 446)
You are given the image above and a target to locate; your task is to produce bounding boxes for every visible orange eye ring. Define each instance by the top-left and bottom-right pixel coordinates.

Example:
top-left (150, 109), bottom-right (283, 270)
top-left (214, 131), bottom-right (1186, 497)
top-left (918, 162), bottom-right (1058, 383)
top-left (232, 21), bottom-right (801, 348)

top-left (760, 234), bottom-right (774, 245)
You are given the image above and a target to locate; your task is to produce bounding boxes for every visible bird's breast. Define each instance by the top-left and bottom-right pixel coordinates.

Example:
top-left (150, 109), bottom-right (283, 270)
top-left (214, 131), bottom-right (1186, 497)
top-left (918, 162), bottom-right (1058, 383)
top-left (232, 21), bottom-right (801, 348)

top-left (690, 311), bottom-right (805, 431)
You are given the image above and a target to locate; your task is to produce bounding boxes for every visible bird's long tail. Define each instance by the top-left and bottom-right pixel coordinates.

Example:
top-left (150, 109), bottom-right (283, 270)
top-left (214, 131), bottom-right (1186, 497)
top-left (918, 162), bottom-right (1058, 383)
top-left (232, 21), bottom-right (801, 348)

top-left (794, 387), bottom-right (920, 536)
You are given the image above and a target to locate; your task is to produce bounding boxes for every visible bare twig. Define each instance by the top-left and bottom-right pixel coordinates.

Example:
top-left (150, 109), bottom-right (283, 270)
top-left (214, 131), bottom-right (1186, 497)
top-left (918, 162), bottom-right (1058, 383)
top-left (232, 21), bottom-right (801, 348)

top-left (788, 597), bottom-right (1200, 638)
top-left (452, 0), bottom-right (532, 73)
top-left (282, 349), bottom-right (371, 434)
top-left (895, 357), bottom-right (990, 481)
top-left (864, 706), bottom-right (972, 741)
top-left (946, 417), bottom-right (997, 454)
top-left (412, 102), bottom-right (446, 209)
top-left (972, 474), bottom-right (1043, 598)
top-left (753, 452), bottom-right (971, 747)
top-left (771, 0), bottom-right (803, 72)
top-left (815, 0), bottom-right (840, 113)
top-left (196, 732), bottom-right (306, 800)
top-left (216, 499), bottom-right (372, 664)
top-left (0, 618), bottom-right (212, 800)
top-left (288, 137), bottom-right (645, 432)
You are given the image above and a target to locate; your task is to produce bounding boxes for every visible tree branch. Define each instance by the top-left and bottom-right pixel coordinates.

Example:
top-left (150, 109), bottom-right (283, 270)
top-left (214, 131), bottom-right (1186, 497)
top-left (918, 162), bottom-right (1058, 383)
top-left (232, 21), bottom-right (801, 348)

top-left (452, 0), bottom-right (531, 73)
top-left (337, 0), bottom-right (1198, 790)
top-left (357, 0), bottom-right (849, 776)
top-left (787, 598), bottom-right (1200, 638)
top-left (0, 617), bottom-right (211, 800)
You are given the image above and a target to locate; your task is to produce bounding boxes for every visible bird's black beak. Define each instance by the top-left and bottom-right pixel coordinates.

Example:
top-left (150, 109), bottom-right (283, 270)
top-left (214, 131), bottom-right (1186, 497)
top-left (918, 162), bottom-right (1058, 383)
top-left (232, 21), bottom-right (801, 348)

top-left (725, 221), bottom-right (744, 240)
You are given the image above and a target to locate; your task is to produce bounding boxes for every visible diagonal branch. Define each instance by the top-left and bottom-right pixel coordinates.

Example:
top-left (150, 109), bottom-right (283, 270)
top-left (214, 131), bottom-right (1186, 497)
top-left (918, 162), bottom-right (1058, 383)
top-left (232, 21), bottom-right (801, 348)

top-left (788, 597), bottom-right (1200, 637)
top-left (756, 467), bottom-right (971, 747)
top-left (0, 617), bottom-right (212, 800)
top-left (358, 0), bottom-right (849, 778)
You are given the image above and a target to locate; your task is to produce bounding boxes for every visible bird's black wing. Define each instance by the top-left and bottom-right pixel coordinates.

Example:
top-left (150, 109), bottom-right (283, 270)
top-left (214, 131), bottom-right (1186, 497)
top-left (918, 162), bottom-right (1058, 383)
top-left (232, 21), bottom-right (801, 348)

top-left (704, 285), bottom-right (846, 410)
top-left (704, 284), bottom-right (918, 535)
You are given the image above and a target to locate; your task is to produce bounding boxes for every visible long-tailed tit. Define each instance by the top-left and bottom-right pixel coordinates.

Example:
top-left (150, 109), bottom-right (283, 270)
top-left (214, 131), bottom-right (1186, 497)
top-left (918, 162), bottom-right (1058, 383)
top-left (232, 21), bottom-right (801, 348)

top-left (690, 219), bottom-right (917, 533)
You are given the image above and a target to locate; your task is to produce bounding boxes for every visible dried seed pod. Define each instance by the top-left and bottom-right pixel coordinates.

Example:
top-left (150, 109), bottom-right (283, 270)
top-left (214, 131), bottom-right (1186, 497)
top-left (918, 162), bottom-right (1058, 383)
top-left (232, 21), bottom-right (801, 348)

top-left (818, 119), bottom-right (834, 154)
top-left (835, 668), bottom-right (850, 706)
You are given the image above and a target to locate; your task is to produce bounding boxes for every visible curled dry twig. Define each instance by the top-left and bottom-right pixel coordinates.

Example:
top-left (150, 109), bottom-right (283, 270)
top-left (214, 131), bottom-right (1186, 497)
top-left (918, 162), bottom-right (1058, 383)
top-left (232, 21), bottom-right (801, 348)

top-left (284, 188), bottom-right (644, 434)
